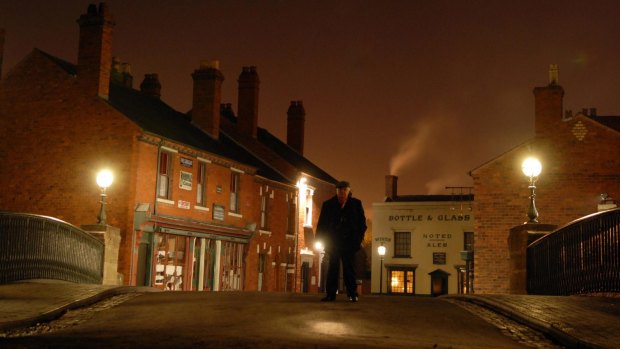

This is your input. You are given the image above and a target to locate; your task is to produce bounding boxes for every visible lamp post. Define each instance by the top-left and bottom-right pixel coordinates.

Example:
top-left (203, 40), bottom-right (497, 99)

top-left (96, 169), bottom-right (114, 225)
top-left (377, 244), bottom-right (386, 294)
top-left (521, 157), bottom-right (542, 223)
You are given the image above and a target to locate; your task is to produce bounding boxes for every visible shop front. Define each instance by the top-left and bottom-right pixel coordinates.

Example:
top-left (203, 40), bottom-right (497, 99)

top-left (134, 214), bottom-right (252, 291)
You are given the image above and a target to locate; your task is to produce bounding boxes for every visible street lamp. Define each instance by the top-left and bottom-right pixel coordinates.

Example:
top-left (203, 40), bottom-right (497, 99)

top-left (521, 157), bottom-right (542, 223)
top-left (96, 169), bottom-right (114, 225)
top-left (377, 244), bottom-right (386, 294)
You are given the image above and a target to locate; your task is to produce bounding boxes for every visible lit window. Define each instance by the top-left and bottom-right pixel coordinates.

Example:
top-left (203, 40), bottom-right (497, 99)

top-left (304, 188), bottom-right (313, 226)
top-left (158, 151), bottom-right (173, 199)
top-left (196, 162), bottom-right (207, 206)
top-left (230, 171), bottom-right (240, 213)
top-left (393, 231), bottom-right (411, 258)
top-left (388, 268), bottom-right (415, 294)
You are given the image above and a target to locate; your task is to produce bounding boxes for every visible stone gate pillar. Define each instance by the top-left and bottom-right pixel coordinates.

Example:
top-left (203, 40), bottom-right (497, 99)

top-left (82, 224), bottom-right (122, 285)
top-left (508, 223), bottom-right (556, 294)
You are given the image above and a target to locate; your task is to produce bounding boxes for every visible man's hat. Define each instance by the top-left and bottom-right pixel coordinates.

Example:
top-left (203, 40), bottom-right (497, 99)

top-left (336, 180), bottom-right (350, 188)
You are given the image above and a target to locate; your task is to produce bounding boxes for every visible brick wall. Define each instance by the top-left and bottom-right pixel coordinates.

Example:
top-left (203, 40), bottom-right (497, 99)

top-left (472, 83), bottom-right (620, 294)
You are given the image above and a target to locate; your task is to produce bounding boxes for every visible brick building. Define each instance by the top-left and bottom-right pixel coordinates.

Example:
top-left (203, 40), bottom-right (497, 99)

top-left (470, 66), bottom-right (620, 294)
top-left (0, 3), bottom-right (336, 293)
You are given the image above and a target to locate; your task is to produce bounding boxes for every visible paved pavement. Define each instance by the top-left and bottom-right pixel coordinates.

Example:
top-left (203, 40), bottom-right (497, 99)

top-left (0, 280), bottom-right (618, 348)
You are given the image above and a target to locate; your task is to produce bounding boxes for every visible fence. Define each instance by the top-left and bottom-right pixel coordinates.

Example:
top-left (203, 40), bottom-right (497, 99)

top-left (527, 208), bottom-right (620, 295)
top-left (0, 212), bottom-right (104, 284)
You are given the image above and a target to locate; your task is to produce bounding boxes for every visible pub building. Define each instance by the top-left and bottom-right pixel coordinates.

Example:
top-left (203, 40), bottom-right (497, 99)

top-left (371, 175), bottom-right (474, 296)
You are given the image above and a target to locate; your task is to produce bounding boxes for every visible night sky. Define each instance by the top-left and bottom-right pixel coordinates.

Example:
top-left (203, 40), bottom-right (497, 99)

top-left (2, 0), bottom-right (620, 211)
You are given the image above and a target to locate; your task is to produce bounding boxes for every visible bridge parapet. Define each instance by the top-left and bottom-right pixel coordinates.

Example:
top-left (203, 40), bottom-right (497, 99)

top-left (0, 212), bottom-right (104, 284)
top-left (527, 208), bottom-right (620, 295)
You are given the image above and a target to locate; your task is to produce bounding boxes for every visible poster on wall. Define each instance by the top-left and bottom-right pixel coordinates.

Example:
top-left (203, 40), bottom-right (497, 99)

top-left (180, 171), bottom-right (192, 190)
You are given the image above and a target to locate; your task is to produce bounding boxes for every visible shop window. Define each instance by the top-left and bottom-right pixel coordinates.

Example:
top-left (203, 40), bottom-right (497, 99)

top-left (154, 234), bottom-right (188, 291)
top-left (230, 171), bottom-right (240, 213)
top-left (388, 267), bottom-right (415, 294)
top-left (393, 231), bottom-right (411, 257)
top-left (220, 241), bottom-right (244, 290)
top-left (158, 151), bottom-right (173, 199)
top-left (196, 162), bottom-right (207, 206)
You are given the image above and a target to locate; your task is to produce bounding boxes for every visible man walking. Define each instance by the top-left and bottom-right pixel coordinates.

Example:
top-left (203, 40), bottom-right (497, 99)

top-left (316, 181), bottom-right (367, 302)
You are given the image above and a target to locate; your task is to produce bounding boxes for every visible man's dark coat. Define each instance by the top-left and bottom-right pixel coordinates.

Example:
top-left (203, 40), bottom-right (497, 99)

top-left (316, 194), bottom-right (367, 252)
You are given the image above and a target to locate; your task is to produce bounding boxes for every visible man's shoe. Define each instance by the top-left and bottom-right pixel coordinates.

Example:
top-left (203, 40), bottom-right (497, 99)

top-left (348, 296), bottom-right (358, 302)
top-left (321, 295), bottom-right (335, 302)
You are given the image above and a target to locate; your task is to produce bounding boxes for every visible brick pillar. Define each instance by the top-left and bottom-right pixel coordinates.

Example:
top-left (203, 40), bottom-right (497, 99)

top-left (82, 224), bottom-right (122, 285)
top-left (508, 223), bottom-right (556, 294)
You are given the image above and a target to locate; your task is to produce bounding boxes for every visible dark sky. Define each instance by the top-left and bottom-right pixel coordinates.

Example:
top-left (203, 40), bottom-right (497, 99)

top-left (2, 0), bottom-right (620, 210)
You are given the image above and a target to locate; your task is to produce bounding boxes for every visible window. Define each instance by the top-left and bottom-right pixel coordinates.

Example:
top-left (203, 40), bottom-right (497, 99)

top-left (196, 162), bottom-right (207, 206)
top-left (388, 267), bottom-right (415, 294)
top-left (464, 232), bottom-right (474, 251)
top-left (287, 199), bottom-right (296, 235)
top-left (303, 188), bottom-right (313, 226)
top-left (158, 151), bottom-right (173, 199)
top-left (260, 193), bottom-right (269, 230)
top-left (393, 231), bottom-right (411, 257)
top-left (230, 171), bottom-right (240, 213)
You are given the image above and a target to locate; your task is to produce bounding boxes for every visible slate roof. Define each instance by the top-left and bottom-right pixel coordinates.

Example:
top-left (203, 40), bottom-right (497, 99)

top-left (222, 112), bottom-right (337, 185)
top-left (107, 84), bottom-right (289, 183)
top-left (36, 49), bottom-right (335, 186)
top-left (587, 115), bottom-right (620, 133)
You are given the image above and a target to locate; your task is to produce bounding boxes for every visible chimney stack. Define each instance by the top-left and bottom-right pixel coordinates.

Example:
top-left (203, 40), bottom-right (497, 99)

top-left (287, 100), bottom-right (306, 154)
top-left (192, 60), bottom-right (224, 139)
top-left (0, 28), bottom-right (5, 80)
top-left (140, 74), bottom-right (161, 98)
top-left (111, 57), bottom-right (133, 88)
top-left (533, 64), bottom-right (564, 138)
top-left (77, 2), bottom-right (115, 99)
top-left (385, 175), bottom-right (398, 199)
top-left (237, 66), bottom-right (260, 138)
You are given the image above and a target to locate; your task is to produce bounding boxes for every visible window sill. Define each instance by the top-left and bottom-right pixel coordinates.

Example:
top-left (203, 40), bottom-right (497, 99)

top-left (194, 206), bottom-right (210, 212)
top-left (156, 198), bottom-right (174, 205)
top-left (228, 212), bottom-right (242, 218)
top-left (259, 230), bottom-right (272, 236)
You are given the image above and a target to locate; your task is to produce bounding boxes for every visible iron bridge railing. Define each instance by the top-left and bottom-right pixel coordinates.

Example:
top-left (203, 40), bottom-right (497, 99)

top-left (527, 208), bottom-right (620, 295)
top-left (0, 212), bottom-right (104, 284)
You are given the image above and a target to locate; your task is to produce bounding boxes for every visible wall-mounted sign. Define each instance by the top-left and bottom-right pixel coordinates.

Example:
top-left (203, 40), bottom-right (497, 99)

top-left (433, 252), bottom-right (446, 265)
top-left (213, 204), bottom-right (225, 221)
top-left (177, 200), bottom-right (190, 210)
top-left (216, 185), bottom-right (222, 193)
top-left (180, 157), bottom-right (193, 168)
top-left (180, 171), bottom-right (192, 190)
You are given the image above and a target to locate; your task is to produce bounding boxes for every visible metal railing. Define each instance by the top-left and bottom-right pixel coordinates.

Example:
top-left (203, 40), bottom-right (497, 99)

top-left (527, 208), bottom-right (620, 295)
top-left (0, 212), bottom-right (104, 284)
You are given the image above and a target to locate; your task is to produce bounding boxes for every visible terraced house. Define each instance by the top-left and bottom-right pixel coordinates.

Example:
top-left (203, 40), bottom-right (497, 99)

top-left (0, 3), bottom-right (336, 293)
